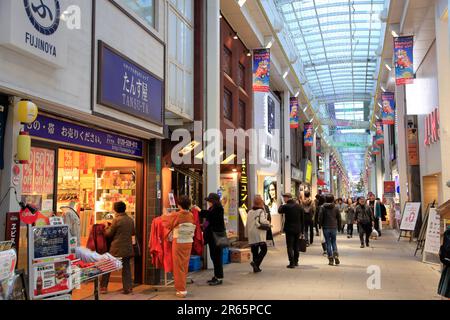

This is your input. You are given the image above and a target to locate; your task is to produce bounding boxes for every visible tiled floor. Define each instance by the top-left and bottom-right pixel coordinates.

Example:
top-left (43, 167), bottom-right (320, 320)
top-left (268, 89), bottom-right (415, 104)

top-left (94, 229), bottom-right (443, 300)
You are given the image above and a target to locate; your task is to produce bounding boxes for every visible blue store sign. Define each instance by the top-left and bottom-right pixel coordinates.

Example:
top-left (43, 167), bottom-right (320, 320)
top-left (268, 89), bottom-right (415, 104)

top-left (98, 41), bottom-right (164, 125)
top-left (27, 114), bottom-right (143, 158)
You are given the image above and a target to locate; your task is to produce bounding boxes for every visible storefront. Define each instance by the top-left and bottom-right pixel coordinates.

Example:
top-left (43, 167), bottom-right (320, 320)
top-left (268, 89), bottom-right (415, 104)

top-left (291, 166), bottom-right (303, 198)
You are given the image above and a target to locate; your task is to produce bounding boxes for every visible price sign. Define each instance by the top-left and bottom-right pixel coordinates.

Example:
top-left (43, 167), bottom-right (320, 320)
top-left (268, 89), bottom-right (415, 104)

top-left (31, 225), bottom-right (69, 260)
top-left (33, 148), bottom-right (46, 194)
top-left (44, 150), bottom-right (55, 194)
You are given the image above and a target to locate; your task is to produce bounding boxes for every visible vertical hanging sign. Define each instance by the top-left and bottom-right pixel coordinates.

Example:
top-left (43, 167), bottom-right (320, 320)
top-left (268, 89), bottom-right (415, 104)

top-left (381, 92), bottom-right (395, 125)
top-left (290, 97), bottom-right (299, 129)
top-left (394, 36), bottom-right (414, 85)
top-left (373, 136), bottom-right (381, 155)
top-left (376, 120), bottom-right (384, 145)
top-left (304, 122), bottom-right (314, 147)
top-left (253, 49), bottom-right (270, 92)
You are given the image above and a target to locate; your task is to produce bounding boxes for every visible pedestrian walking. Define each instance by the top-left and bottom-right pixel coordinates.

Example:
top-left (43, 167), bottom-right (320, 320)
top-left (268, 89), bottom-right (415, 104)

top-left (314, 194), bottom-right (327, 255)
top-left (278, 193), bottom-right (304, 268)
top-left (195, 193), bottom-right (226, 286)
top-left (355, 197), bottom-right (375, 248)
top-left (300, 191), bottom-right (315, 246)
top-left (246, 196), bottom-right (271, 273)
top-left (318, 194), bottom-right (342, 266)
top-left (345, 198), bottom-right (355, 238)
top-left (100, 201), bottom-right (135, 295)
top-left (162, 196), bottom-right (196, 298)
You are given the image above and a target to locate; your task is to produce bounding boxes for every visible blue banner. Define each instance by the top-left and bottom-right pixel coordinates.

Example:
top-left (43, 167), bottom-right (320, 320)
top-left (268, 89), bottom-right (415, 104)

top-left (253, 49), bottom-right (270, 92)
top-left (381, 92), bottom-right (395, 125)
top-left (290, 97), bottom-right (299, 129)
top-left (394, 36), bottom-right (414, 85)
top-left (26, 114), bottom-right (143, 158)
top-left (304, 122), bottom-right (314, 147)
top-left (98, 41), bottom-right (164, 125)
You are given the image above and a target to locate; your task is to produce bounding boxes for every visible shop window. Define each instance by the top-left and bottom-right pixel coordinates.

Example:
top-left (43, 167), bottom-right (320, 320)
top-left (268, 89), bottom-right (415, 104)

top-left (224, 89), bottom-right (233, 121)
top-left (223, 46), bottom-right (232, 76)
top-left (238, 63), bottom-right (246, 89)
top-left (239, 100), bottom-right (246, 128)
top-left (121, 0), bottom-right (156, 28)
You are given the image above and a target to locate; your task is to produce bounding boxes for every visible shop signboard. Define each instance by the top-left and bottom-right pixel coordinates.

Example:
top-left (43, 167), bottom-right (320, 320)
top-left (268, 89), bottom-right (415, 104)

top-left (239, 159), bottom-right (249, 211)
top-left (424, 108), bottom-right (440, 147)
top-left (32, 259), bottom-right (71, 299)
top-left (253, 49), bottom-right (270, 92)
top-left (424, 208), bottom-right (440, 255)
top-left (381, 92), bottom-right (395, 125)
top-left (27, 114), bottom-right (143, 158)
top-left (289, 97), bottom-right (299, 129)
top-left (98, 41), bottom-right (164, 125)
top-left (220, 174), bottom-right (239, 237)
top-left (5, 212), bottom-right (21, 257)
top-left (304, 123), bottom-right (314, 147)
top-left (394, 36), bottom-right (415, 85)
top-left (384, 181), bottom-right (396, 198)
top-left (30, 225), bottom-right (69, 260)
top-left (0, 104), bottom-right (8, 170)
top-left (407, 128), bottom-right (420, 165)
top-left (400, 202), bottom-right (421, 231)
top-left (375, 120), bottom-right (384, 145)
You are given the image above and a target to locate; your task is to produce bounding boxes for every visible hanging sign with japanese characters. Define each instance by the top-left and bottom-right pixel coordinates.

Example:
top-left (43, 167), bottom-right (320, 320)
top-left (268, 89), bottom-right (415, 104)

top-left (26, 114), bottom-right (143, 158)
top-left (375, 120), bottom-right (384, 145)
top-left (98, 41), bottom-right (164, 125)
top-left (394, 36), bottom-right (414, 85)
top-left (381, 92), bottom-right (395, 125)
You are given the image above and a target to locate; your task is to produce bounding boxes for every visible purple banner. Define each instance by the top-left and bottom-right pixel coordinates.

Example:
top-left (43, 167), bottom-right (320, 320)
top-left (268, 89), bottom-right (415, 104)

top-left (98, 41), bottom-right (163, 125)
top-left (290, 98), bottom-right (299, 129)
top-left (381, 92), bottom-right (395, 125)
top-left (253, 49), bottom-right (270, 92)
top-left (26, 115), bottom-right (143, 158)
top-left (394, 36), bottom-right (414, 85)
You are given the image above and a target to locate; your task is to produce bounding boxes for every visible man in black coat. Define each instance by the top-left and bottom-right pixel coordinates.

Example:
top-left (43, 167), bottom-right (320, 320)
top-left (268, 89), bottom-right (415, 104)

top-left (278, 193), bottom-right (304, 268)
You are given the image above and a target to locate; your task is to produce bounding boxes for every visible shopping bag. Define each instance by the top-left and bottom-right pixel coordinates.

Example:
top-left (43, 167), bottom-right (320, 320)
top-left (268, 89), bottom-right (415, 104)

top-left (299, 237), bottom-right (307, 253)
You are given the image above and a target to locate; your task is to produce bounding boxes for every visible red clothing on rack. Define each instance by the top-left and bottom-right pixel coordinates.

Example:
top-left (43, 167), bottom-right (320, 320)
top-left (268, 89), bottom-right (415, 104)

top-left (149, 216), bottom-right (173, 273)
top-left (191, 207), bottom-right (204, 256)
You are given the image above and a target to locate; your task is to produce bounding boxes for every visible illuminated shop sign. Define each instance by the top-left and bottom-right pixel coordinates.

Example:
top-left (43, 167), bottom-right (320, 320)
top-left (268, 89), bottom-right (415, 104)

top-left (424, 108), bottom-right (439, 146)
top-left (239, 159), bottom-right (248, 211)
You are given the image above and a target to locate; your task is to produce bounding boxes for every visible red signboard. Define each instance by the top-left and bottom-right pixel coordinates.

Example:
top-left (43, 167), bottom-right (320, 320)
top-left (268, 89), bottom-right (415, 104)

top-left (44, 149), bottom-right (55, 194)
top-left (22, 150), bottom-right (34, 194)
top-left (384, 181), bottom-right (396, 198)
top-left (5, 212), bottom-right (21, 263)
top-left (33, 148), bottom-right (46, 194)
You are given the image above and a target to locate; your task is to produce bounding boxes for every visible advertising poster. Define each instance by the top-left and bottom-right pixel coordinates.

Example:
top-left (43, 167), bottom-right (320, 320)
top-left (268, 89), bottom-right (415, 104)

top-left (381, 92), bottom-right (396, 125)
top-left (253, 49), bottom-right (270, 92)
top-left (407, 128), bottom-right (420, 165)
top-left (264, 177), bottom-right (278, 216)
top-left (43, 149), bottom-right (55, 194)
top-left (22, 148), bottom-right (34, 194)
top-left (33, 260), bottom-right (71, 299)
top-left (400, 202), bottom-right (421, 231)
top-left (305, 161), bottom-right (313, 184)
top-left (376, 120), bottom-right (384, 145)
top-left (33, 148), bottom-right (46, 194)
top-left (32, 225), bottom-right (69, 260)
top-left (220, 175), bottom-right (239, 236)
top-left (394, 36), bottom-right (414, 85)
top-left (304, 122), bottom-right (314, 147)
top-left (0, 249), bottom-right (16, 282)
top-left (424, 208), bottom-right (441, 255)
top-left (384, 181), bottom-right (396, 198)
top-left (289, 97), bottom-right (299, 129)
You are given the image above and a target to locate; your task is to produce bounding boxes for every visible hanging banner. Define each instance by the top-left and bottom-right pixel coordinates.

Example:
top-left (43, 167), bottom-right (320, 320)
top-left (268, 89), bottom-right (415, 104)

top-left (304, 122), bottom-right (314, 147)
top-left (373, 137), bottom-right (381, 155)
top-left (376, 120), bottom-right (384, 145)
top-left (33, 148), bottom-right (46, 194)
top-left (289, 97), bottom-right (299, 129)
top-left (381, 92), bottom-right (395, 125)
top-left (394, 36), bottom-right (414, 85)
top-left (253, 49), bottom-right (270, 92)
top-left (384, 181), bottom-right (396, 198)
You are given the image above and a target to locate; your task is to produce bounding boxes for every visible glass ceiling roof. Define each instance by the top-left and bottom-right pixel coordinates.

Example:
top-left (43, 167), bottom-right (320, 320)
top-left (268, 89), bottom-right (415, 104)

top-left (276, 0), bottom-right (387, 179)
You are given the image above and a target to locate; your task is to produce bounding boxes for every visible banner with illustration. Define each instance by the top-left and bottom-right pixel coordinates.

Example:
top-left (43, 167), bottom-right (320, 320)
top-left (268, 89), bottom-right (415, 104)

top-left (376, 120), bottom-right (384, 145)
top-left (394, 36), bottom-right (414, 85)
top-left (253, 49), bottom-right (270, 92)
top-left (304, 122), bottom-right (314, 147)
top-left (373, 136), bottom-right (381, 155)
top-left (381, 92), bottom-right (395, 125)
top-left (290, 97), bottom-right (299, 129)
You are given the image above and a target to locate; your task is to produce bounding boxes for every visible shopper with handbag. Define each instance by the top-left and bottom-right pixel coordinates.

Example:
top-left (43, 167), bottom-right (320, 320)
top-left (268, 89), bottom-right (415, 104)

top-left (300, 191), bottom-right (315, 246)
top-left (355, 196), bottom-right (375, 248)
top-left (318, 194), bottom-right (342, 266)
top-left (162, 195), bottom-right (196, 298)
top-left (195, 193), bottom-right (226, 286)
top-left (278, 193), bottom-right (304, 268)
top-left (100, 201), bottom-right (135, 295)
top-left (246, 196), bottom-right (271, 273)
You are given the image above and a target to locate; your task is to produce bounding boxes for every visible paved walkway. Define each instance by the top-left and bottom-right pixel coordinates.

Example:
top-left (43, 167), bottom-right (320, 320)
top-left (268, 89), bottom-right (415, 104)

top-left (98, 229), bottom-right (442, 300)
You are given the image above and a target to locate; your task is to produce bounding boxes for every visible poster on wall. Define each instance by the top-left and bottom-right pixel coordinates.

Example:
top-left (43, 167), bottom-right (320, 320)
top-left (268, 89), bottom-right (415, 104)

top-left (253, 49), bottom-right (270, 92)
top-left (394, 36), bottom-right (415, 85)
top-left (43, 150), bottom-right (55, 194)
top-left (304, 123), bottom-right (314, 147)
top-left (376, 120), bottom-right (384, 145)
top-left (407, 128), bottom-right (420, 165)
top-left (400, 202), bottom-right (421, 231)
top-left (0, 249), bottom-right (16, 282)
top-left (290, 97), bottom-right (299, 129)
top-left (423, 208), bottom-right (440, 255)
top-left (31, 225), bottom-right (69, 260)
top-left (263, 177), bottom-right (278, 217)
top-left (220, 175), bottom-right (239, 237)
top-left (381, 92), bottom-right (396, 125)
top-left (32, 260), bottom-right (72, 299)
top-left (22, 149), bottom-right (34, 194)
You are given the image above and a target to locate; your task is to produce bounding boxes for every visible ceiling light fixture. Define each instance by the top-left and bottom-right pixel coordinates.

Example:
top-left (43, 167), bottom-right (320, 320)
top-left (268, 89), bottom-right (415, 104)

top-left (381, 86), bottom-right (386, 92)
top-left (264, 36), bottom-right (274, 49)
top-left (221, 154), bottom-right (237, 165)
top-left (283, 69), bottom-right (289, 79)
top-left (237, 0), bottom-right (247, 7)
top-left (233, 33), bottom-right (239, 40)
top-left (391, 30), bottom-right (399, 37)
top-left (385, 64), bottom-right (392, 71)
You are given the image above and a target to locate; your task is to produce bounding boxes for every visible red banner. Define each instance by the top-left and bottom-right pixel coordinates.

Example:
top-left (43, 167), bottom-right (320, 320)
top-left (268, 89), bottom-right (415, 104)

top-left (22, 150), bottom-right (34, 194)
top-left (5, 212), bottom-right (21, 261)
